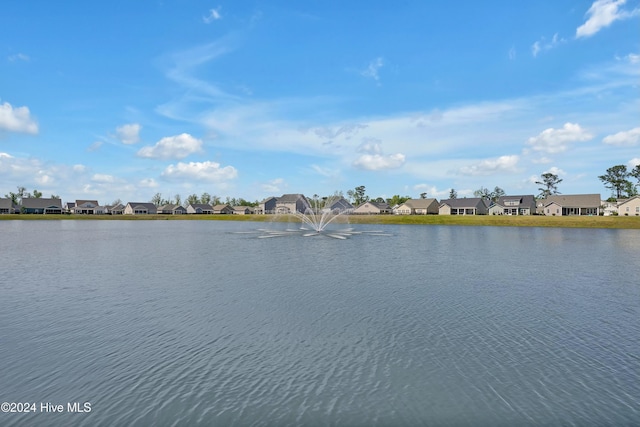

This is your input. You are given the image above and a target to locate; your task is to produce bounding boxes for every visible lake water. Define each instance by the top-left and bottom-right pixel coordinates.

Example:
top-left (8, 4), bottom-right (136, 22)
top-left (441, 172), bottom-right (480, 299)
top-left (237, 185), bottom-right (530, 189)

top-left (1, 220), bottom-right (639, 426)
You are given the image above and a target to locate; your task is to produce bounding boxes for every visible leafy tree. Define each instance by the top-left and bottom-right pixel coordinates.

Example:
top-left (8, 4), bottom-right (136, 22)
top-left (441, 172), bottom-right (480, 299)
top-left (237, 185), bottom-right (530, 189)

top-left (174, 194), bottom-right (182, 206)
top-left (372, 197), bottom-right (385, 203)
top-left (186, 194), bottom-right (200, 206)
top-left (419, 192), bottom-right (427, 199)
top-left (473, 186), bottom-right (491, 199)
top-left (151, 193), bottom-right (163, 206)
top-left (492, 186), bottom-right (505, 201)
top-left (32, 189), bottom-right (42, 198)
top-left (111, 198), bottom-right (122, 206)
top-left (449, 188), bottom-right (457, 199)
top-left (598, 165), bottom-right (631, 199)
top-left (536, 173), bottom-right (562, 198)
top-left (631, 164), bottom-right (640, 188)
top-left (200, 192), bottom-right (211, 205)
top-left (50, 194), bottom-right (60, 199)
top-left (352, 185), bottom-right (369, 205)
top-left (386, 195), bottom-right (411, 206)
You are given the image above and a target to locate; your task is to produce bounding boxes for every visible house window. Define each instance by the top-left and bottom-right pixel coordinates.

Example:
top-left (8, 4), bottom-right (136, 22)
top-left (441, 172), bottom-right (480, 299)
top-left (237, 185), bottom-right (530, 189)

top-left (626, 207), bottom-right (630, 212)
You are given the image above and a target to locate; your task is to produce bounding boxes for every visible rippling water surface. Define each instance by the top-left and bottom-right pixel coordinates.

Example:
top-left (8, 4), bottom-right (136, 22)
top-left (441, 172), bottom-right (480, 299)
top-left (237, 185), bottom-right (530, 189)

top-left (1, 220), bottom-right (639, 426)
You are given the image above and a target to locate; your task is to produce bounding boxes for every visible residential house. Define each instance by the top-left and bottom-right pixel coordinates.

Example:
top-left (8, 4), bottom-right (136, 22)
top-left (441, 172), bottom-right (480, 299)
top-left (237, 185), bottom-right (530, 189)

top-left (617, 195), bottom-right (640, 216)
top-left (72, 200), bottom-right (100, 214)
top-left (157, 204), bottom-right (187, 215)
top-left (233, 206), bottom-right (254, 215)
top-left (352, 201), bottom-right (392, 214)
top-left (212, 204), bottom-right (234, 214)
top-left (0, 198), bottom-right (18, 214)
top-left (489, 195), bottom-right (536, 215)
top-left (274, 194), bottom-right (312, 214)
top-left (124, 202), bottom-right (158, 215)
top-left (395, 198), bottom-right (439, 215)
top-left (540, 194), bottom-right (601, 216)
top-left (20, 198), bottom-right (63, 214)
top-left (323, 197), bottom-right (354, 213)
top-left (64, 202), bottom-right (76, 213)
top-left (601, 200), bottom-right (619, 216)
top-left (106, 204), bottom-right (125, 215)
top-left (256, 197), bottom-right (278, 214)
top-left (439, 198), bottom-right (489, 215)
top-left (187, 203), bottom-right (214, 214)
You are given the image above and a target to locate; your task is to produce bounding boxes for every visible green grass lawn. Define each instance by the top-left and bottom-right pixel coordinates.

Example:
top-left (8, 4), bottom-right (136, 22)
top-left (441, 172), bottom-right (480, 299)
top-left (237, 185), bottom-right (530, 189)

top-left (2, 213), bottom-right (640, 229)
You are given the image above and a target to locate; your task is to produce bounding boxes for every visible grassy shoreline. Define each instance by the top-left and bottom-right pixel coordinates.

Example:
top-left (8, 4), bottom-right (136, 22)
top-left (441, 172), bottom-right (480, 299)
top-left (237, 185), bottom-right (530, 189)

top-left (1, 214), bottom-right (639, 229)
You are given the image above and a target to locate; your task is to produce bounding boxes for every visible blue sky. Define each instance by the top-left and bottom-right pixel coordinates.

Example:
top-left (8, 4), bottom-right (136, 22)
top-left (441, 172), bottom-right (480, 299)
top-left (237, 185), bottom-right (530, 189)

top-left (1, 0), bottom-right (639, 204)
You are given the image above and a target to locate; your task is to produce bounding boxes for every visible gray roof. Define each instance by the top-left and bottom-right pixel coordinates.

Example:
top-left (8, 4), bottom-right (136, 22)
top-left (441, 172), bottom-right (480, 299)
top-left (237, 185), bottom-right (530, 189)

top-left (440, 197), bottom-right (486, 208)
top-left (127, 202), bottom-right (157, 210)
top-left (543, 194), bottom-right (601, 208)
top-left (403, 198), bottom-right (439, 209)
top-left (21, 198), bottom-right (63, 209)
top-left (0, 198), bottom-right (18, 209)
top-left (494, 195), bottom-right (535, 208)
top-left (188, 203), bottom-right (213, 209)
top-left (278, 193), bottom-right (307, 203)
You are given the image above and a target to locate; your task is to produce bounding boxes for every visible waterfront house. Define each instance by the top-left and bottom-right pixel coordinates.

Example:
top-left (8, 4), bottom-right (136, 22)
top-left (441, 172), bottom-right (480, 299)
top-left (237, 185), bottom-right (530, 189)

top-left (233, 206), bottom-right (254, 215)
top-left (439, 198), bottom-right (488, 215)
top-left (212, 204), bottom-right (234, 214)
top-left (395, 198), bottom-right (439, 215)
top-left (617, 195), bottom-right (640, 216)
top-left (352, 201), bottom-right (392, 214)
top-left (275, 194), bottom-right (312, 214)
top-left (256, 197), bottom-right (278, 214)
top-left (72, 200), bottom-right (100, 214)
top-left (157, 204), bottom-right (187, 215)
top-left (539, 194), bottom-right (601, 216)
top-left (0, 198), bottom-right (18, 214)
top-left (20, 198), bottom-right (63, 214)
top-left (489, 195), bottom-right (536, 215)
top-left (601, 200), bottom-right (619, 216)
top-left (187, 203), bottom-right (214, 214)
top-left (124, 202), bottom-right (157, 215)
top-left (106, 204), bottom-right (125, 215)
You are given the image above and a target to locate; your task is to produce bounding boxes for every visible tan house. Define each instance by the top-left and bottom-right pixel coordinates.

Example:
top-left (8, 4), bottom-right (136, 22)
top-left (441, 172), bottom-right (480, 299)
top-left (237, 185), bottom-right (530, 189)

top-left (395, 198), bottom-right (439, 215)
top-left (187, 203), bottom-right (214, 214)
top-left (124, 202), bottom-right (157, 215)
top-left (157, 204), bottom-right (187, 214)
top-left (212, 204), bottom-right (234, 214)
top-left (352, 201), bottom-right (392, 214)
top-left (439, 198), bottom-right (488, 215)
top-left (540, 194), bottom-right (601, 216)
top-left (233, 206), bottom-right (254, 215)
top-left (617, 195), bottom-right (640, 216)
top-left (274, 194), bottom-right (312, 214)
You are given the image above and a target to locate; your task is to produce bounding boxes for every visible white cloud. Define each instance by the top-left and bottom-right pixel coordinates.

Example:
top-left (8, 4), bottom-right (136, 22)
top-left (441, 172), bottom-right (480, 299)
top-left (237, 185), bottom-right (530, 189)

top-left (162, 161), bottom-right (238, 181)
top-left (544, 166), bottom-right (566, 176)
top-left (92, 174), bottom-right (116, 183)
top-left (261, 178), bottom-right (285, 193)
top-left (459, 155), bottom-right (520, 176)
top-left (508, 46), bottom-right (516, 60)
top-left (0, 101), bottom-right (38, 134)
top-left (116, 123), bottom-right (141, 145)
top-left (356, 139), bottom-right (383, 155)
top-left (139, 178), bottom-right (159, 188)
top-left (203, 7), bottom-right (222, 23)
top-left (353, 153), bottom-right (405, 171)
top-left (8, 53), bottom-right (30, 62)
top-left (137, 133), bottom-right (204, 159)
top-left (361, 57), bottom-right (384, 83)
top-left (531, 33), bottom-right (565, 57)
top-left (603, 127), bottom-right (640, 146)
top-left (527, 123), bottom-right (593, 154)
top-left (629, 158), bottom-right (640, 167)
top-left (576, 0), bottom-right (640, 38)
